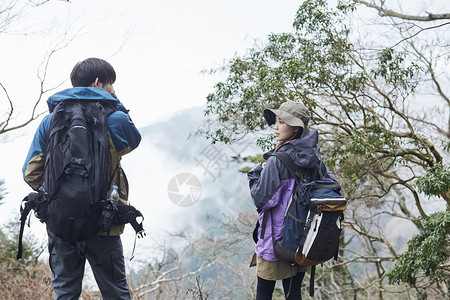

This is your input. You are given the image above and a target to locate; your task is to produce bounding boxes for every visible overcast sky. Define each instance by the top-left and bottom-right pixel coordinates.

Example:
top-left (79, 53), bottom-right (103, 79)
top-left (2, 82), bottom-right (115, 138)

top-left (1, 0), bottom-right (302, 130)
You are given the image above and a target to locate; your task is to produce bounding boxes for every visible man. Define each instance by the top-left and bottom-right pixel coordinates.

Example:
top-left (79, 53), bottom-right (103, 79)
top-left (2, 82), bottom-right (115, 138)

top-left (22, 57), bottom-right (141, 299)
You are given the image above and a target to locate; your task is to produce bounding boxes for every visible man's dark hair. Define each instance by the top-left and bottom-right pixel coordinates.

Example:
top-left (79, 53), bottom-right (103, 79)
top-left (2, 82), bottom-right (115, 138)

top-left (70, 58), bottom-right (116, 87)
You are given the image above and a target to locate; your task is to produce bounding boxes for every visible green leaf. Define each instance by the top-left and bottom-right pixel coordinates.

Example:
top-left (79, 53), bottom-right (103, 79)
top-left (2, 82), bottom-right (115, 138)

top-left (416, 163), bottom-right (450, 198)
top-left (388, 211), bottom-right (450, 289)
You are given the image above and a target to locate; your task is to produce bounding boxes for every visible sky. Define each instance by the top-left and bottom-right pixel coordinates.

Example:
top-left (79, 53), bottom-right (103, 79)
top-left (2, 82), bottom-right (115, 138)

top-left (0, 0), bottom-right (301, 260)
top-left (0, 0), bottom-right (302, 130)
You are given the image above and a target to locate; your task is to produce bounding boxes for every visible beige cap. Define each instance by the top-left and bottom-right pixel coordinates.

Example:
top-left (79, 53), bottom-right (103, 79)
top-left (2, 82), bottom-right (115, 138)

top-left (264, 100), bottom-right (310, 131)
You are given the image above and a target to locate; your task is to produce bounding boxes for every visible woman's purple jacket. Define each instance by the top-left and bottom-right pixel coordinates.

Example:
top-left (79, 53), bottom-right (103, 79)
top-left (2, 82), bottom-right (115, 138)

top-left (247, 130), bottom-right (333, 261)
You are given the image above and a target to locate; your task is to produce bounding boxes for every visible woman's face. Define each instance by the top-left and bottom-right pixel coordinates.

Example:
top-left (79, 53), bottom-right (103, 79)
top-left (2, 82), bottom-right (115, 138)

top-left (274, 116), bottom-right (298, 142)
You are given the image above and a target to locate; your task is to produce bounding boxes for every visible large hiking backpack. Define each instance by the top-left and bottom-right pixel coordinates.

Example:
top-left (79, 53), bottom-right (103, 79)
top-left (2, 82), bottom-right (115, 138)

top-left (271, 151), bottom-right (347, 296)
top-left (17, 99), bottom-right (145, 260)
top-left (41, 100), bottom-right (113, 241)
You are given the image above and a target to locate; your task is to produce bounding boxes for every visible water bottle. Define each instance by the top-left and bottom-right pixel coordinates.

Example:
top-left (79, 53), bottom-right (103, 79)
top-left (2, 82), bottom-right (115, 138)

top-left (101, 185), bottom-right (119, 233)
top-left (109, 185), bottom-right (119, 209)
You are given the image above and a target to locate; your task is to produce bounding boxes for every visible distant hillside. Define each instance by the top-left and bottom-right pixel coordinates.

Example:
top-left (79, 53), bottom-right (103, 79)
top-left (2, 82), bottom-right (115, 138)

top-left (121, 105), bottom-right (259, 249)
top-left (122, 106), bottom-right (260, 298)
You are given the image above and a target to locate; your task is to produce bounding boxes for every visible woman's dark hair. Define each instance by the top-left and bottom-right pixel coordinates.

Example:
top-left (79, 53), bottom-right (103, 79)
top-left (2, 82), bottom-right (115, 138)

top-left (70, 58), bottom-right (116, 87)
top-left (294, 127), bottom-right (304, 139)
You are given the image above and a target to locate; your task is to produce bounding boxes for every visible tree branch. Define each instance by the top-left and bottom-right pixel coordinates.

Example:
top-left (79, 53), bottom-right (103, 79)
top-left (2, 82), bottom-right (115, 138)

top-left (0, 82), bottom-right (13, 131)
top-left (409, 42), bottom-right (450, 138)
top-left (134, 260), bottom-right (215, 299)
top-left (28, 0), bottom-right (71, 7)
top-left (355, 0), bottom-right (450, 21)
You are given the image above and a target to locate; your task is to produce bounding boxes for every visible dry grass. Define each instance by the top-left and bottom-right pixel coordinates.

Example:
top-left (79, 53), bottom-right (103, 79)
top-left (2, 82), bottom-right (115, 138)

top-left (0, 255), bottom-right (53, 300)
top-left (0, 254), bottom-right (132, 300)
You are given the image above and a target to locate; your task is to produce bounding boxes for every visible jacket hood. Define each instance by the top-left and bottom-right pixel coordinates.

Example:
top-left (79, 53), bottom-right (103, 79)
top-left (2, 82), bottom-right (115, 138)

top-left (47, 87), bottom-right (118, 113)
top-left (264, 130), bottom-right (321, 168)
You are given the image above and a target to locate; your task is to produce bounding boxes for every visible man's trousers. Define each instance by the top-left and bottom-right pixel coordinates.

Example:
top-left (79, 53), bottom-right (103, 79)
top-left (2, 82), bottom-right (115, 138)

top-left (47, 230), bottom-right (131, 300)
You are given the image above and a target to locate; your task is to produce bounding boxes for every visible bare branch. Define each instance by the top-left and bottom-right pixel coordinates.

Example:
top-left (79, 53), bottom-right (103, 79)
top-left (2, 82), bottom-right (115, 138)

top-left (0, 18), bottom-right (89, 136)
top-left (355, 0), bottom-right (450, 22)
top-left (0, 82), bottom-right (14, 131)
top-left (134, 260), bottom-right (215, 299)
top-left (27, 0), bottom-right (71, 7)
top-left (388, 20), bottom-right (450, 49)
top-left (0, 0), bottom-right (22, 33)
top-left (409, 42), bottom-right (450, 138)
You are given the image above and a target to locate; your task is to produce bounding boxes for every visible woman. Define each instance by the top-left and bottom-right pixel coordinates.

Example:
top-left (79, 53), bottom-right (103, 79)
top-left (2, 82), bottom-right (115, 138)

top-left (248, 100), bottom-right (332, 299)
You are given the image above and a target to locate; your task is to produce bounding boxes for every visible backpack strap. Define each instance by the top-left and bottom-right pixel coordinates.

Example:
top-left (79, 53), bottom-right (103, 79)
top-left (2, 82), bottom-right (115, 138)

top-left (297, 210), bottom-right (316, 255)
top-left (272, 151), bottom-right (304, 181)
top-left (92, 124), bottom-right (102, 204)
top-left (273, 150), bottom-right (326, 181)
top-left (17, 195), bottom-right (33, 260)
top-left (259, 212), bottom-right (269, 239)
top-left (93, 101), bottom-right (116, 203)
top-left (112, 205), bottom-right (145, 236)
top-left (17, 190), bottom-right (44, 260)
top-left (112, 204), bottom-right (145, 260)
top-left (310, 265), bottom-right (316, 297)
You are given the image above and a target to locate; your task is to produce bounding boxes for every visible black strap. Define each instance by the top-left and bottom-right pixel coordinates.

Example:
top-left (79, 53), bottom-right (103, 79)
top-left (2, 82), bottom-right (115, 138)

top-left (93, 126), bottom-right (101, 205)
top-left (297, 211), bottom-right (316, 255)
top-left (112, 204), bottom-right (145, 261)
top-left (259, 212), bottom-right (268, 239)
top-left (17, 195), bottom-right (33, 260)
top-left (286, 274), bottom-right (293, 298)
top-left (91, 102), bottom-right (115, 204)
top-left (273, 150), bottom-right (325, 181)
top-left (272, 151), bottom-right (304, 181)
top-left (252, 220), bottom-right (259, 243)
top-left (310, 265), bottom-right (316, 296)
top-left (112, 205), bottom-right (145, 237)
top-left (17, 208), bottom-right (28, 259)
top-left (333, 212), bottom-right (345, 261)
